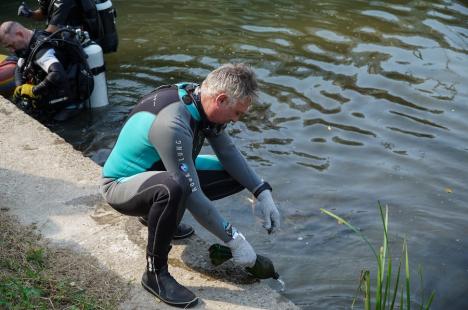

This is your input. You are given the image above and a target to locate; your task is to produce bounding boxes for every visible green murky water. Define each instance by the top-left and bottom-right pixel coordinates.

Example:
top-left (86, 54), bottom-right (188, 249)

top-left (1, 0), bottom-right (467, 308)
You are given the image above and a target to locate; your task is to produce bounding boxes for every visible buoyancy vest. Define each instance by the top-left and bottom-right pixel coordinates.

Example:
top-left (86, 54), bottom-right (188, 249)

top-left (20, 29), bottom-right (94, 108)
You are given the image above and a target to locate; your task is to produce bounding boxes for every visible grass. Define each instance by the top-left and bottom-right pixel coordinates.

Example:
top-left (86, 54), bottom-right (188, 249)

top-left (0, 211), bottom-right (129, 309)
top-left (321, 202), bottom-right (435, 310)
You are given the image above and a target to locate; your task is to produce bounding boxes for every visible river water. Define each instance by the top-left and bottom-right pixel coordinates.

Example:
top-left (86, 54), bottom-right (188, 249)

top-left (1, 0), bottom-right (467, 309)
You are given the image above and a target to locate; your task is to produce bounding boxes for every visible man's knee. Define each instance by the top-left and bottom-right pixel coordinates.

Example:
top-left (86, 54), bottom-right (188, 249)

top-left (165, 172), bottom-right (191, 201)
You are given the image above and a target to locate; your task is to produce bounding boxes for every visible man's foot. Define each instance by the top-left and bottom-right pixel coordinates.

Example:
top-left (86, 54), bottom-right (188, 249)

top-left (141, 266), bottom-right (198, 308)
top-left (138, 217), bottom-right (194, 240)
top-left (173, 223), bottom-right (195, 240)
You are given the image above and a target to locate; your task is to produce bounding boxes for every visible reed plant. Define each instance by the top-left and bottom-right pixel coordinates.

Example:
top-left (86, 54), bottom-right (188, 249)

top-left (320, 202), bottom-right (435, 310)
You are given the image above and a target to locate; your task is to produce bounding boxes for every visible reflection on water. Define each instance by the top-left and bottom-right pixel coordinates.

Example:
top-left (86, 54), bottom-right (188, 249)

top-left (1, 0), bottom-right (468, 308)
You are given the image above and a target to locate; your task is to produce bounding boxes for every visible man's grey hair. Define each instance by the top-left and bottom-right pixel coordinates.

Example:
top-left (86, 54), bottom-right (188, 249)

top-left (202, 63), bottom-right (258, 104)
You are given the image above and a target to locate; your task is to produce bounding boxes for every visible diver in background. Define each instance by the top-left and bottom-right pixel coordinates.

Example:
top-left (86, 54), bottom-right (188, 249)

top-left (0, 21), bottom-right (93, 121)
top-left (17, 0), bottom-right (100, 43)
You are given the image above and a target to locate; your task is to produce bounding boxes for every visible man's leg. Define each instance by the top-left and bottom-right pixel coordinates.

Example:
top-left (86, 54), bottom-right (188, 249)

top-left (195, 155), bottom-right (245, 201)
top-left (100, 171), bottom-right (198, 308)
top-left (137, 216), bottom-right (194, 239)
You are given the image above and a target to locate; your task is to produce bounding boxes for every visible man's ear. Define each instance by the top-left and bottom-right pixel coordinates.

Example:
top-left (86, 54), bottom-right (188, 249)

top-left (16, 30), bottom-right (23, 40)
top-left (215, 93), bottom-right (228, 107)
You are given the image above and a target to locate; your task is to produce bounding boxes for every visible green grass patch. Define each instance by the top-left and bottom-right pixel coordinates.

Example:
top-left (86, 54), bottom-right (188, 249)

top-left (321, 202), bottom-right (435, 310)
top-left (0, 212), bottom-right (129, 309)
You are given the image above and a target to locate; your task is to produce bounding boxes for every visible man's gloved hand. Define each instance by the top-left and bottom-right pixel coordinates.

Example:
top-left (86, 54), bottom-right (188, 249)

top-left (255, 190), bottom-right (280, 233)
top-left (225, 232), bottom-right (256, 268)
top-left (13, 84), bottom-right (38, 100)
top-left (18, 2), bottom-right (33, 18)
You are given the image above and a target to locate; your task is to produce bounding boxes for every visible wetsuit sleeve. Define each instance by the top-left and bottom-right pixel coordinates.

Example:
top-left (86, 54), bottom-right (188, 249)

top-left (208, 131), bottom-right (263, 192)
top-left (47, 0), bottom-right (74, 27)
top-left (32, 48), bottom-right (69, 96)
top-left (148, 104), bottom-right (233, 243)
top-left (34, 48), bottom-right (60, 72)
top-left (15, 58), bottom-right (25, 86)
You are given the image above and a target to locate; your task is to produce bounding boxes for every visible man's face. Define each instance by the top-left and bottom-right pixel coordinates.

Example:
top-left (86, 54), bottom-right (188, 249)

top-left (207, 93), bottom-right (251, 124)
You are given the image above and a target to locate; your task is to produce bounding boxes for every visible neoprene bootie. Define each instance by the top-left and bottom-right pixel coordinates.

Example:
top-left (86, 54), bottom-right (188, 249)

top-left (208, 244), bottom-right (280, 280)
top-left (142, 255), bottom-right (198, 308)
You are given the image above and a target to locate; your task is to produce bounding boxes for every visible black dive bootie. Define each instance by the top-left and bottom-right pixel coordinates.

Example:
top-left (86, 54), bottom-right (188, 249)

top-left (142, 256), bottom-right (198, 308)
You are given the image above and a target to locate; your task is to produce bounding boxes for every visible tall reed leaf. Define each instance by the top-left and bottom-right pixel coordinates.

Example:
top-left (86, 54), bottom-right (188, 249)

top-left (405, 240), bottom-right (411, 310)
top-left (319, 209), bottom-right (378, 261)
top-left (321, 204), bottom-right (434, 310)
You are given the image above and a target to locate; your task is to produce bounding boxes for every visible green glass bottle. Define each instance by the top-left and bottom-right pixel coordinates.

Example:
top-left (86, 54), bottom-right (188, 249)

top-left (208, 244), bottom-right (280, 280)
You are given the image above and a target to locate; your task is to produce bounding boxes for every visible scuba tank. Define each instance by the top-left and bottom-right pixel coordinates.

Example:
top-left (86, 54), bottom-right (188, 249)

top-left (79, 30), bottom-right (109, 108)
top-left (95, 0), bottom-right (118, 53)
top-left (208, 244), bottom-right (280, 280)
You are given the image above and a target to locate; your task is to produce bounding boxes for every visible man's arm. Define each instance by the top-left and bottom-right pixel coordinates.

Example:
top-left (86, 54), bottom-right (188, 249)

top-left (32, 48), bottom-right (69, 96)
top-left (148, 105), bottom-right (234, 243)
top-left (209, 131), bottom-right (280, 232)
top-left (208, 131), bottom-right (263, 191)
top-left (46, 0), bottom-right (74, 29)
top-left (18, 2), bottom-right (46, 20)
top-left (28, 9), bottom-right (46, 21)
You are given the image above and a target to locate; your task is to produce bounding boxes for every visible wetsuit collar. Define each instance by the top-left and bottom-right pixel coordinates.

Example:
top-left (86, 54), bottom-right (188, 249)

top-left (192, 87), bottom-right (208, 121)
top-left (192, 89), bottom-right (227, 136)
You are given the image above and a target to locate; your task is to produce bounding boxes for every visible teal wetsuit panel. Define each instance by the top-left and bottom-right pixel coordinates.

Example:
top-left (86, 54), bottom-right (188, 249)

top-left (176, 82), bottom-right (201, 121)
top-left (195, 155), bottom-right (224, 171)
top-left (103, 112), bottom-right (160, 178)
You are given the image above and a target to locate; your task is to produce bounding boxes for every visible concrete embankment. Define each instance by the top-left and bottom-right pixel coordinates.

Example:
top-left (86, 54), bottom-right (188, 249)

top-left (0, 97), bottom-right (297, 309)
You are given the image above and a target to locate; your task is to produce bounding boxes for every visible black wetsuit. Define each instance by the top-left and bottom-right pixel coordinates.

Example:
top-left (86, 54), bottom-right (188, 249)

top-left (100, 83), bottom-right (265, 257)
top-left (40, 0), bottom-right (83, 29)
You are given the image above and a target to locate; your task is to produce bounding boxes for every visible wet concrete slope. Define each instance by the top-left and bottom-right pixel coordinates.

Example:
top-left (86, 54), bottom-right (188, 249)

top-left (0, 97), bottom-right (297, 310)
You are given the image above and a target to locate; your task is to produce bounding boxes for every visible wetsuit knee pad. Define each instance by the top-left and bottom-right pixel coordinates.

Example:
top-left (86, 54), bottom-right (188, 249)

top-left (164, 172), bottom-right (191, 201)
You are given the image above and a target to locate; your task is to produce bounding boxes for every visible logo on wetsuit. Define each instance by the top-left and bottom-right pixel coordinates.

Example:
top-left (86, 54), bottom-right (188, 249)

top-left (175, 140), bottom-right (198, 192)
top-left (179, 163), bottom-right (189, 173)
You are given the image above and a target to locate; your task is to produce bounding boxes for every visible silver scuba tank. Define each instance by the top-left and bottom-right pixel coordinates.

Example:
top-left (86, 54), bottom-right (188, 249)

top-left (83, 38), bottom-right (108, 107)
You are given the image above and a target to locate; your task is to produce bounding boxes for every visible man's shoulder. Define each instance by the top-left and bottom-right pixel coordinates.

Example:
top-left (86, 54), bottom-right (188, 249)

top-left (135, 85), bottom-right (181, 111)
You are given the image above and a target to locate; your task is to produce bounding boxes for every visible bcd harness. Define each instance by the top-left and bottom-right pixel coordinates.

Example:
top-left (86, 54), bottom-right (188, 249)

top-left (21, 28), bottom-right (94, 108)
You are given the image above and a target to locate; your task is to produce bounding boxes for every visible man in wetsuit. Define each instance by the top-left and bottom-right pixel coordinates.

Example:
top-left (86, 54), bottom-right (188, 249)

top-left (0, 21), bottom-right (87, 121)
top-left (100, 63), bottom-right (281, 308)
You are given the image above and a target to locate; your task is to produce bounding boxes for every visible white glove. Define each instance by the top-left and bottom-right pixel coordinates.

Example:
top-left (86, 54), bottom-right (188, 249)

top-left (255, 190), bottom-right (280, 233)
top-left (225, 232), bottom-right (256, 268)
